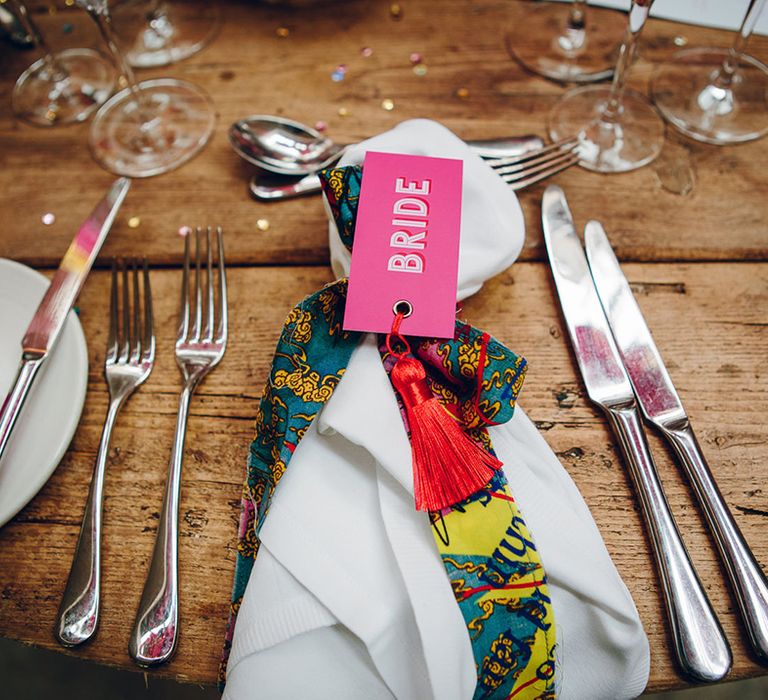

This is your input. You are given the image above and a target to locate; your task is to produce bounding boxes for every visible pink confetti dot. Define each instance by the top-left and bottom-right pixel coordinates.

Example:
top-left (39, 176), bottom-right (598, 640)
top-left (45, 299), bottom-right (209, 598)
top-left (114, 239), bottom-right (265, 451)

top-left (315, 120), bottom-right (328, 132)
top-left (179, 226), bottom-right (192, 237)
top-left (409, 52), bottom-right (423, 65)
top-left (360, 46), bottom-right (373, 57)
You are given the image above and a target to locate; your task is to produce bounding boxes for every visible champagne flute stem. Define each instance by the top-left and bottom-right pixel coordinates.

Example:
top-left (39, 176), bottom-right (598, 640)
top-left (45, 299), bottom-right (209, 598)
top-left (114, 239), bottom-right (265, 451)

top-left (714, 0), bottom-right (767, 89)
top-left (88, 7), bottom-right (150, 116)
top-left (9, 0), bottom-right (68, 81)
top-left (567, 0), bottom-right (587, 29)
top-left (603, 0), bottom-right (654, 121)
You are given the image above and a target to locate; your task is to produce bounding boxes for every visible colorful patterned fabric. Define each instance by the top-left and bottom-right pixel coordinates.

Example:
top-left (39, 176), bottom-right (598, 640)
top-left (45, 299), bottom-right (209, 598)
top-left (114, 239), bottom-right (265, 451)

top-left (220, 165), bottom-right (556, 699)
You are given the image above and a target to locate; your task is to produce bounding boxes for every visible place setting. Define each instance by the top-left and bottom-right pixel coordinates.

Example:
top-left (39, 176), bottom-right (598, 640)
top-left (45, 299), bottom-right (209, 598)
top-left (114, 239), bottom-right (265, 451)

top-left (0, 1), bottom-right (767, 699)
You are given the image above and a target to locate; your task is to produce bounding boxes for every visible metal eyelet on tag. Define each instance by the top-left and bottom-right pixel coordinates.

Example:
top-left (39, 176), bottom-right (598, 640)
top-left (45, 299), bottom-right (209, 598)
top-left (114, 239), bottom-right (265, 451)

top-left (392, 299), bottom-right (413, 318)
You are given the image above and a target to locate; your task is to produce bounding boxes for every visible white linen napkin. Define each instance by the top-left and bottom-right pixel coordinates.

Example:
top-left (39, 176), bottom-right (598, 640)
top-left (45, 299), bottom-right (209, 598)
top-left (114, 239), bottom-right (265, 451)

top-left (224, 119), bottom-right (650, 700)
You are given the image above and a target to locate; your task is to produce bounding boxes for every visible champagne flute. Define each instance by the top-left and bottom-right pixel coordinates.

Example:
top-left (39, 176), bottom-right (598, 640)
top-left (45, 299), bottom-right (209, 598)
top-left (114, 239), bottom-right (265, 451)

top-left (506, 0), bottom-right (626, 83)
top-left (548, 0), bottom-right (664, 173)
top-left (10, 0), bottom-right (115, 126)
top-left (75, 0), bottom-right (215, 178)
top-left (651, 0), bottom-right (768, 145)
top-left (111, 0), bottom-right (220, 68)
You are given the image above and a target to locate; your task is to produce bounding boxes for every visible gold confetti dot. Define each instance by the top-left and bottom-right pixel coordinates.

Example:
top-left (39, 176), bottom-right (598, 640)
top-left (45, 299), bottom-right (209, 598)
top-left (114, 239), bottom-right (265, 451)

top-left (256, 218), bottom-right (270, 232)
top-left (673, 35), bottom-right (688, 47)
top-left (276, 27), bottom-right (290, 38)
top-left (390, 3), bottom-right (402, 19)
top-left (128, 216), bottom-right (141, 229)
top-left (48, 5), bottom-right (57, 15)
top-left (118, 75), bottom-right (128, 89)
top-left (65, 0), bottom-right (74, 6)
top-left (45, 109), bottom-right (58, 123)
top-left (381, 98), bottom-right (395, 111)
top-left (338, 107), bottom-right (350, 117)
top-left (456, 87), bottom-right (469, 99)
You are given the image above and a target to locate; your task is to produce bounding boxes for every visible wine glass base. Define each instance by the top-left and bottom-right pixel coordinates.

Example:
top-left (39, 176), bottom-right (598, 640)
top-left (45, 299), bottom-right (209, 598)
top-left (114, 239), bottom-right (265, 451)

top-left (549, 85), bottom-right (665, 173)
top-left (12, 48), bottom-right (115, 127)
top-left (112, 0), bottom-right (220, 68)
top-left (651, 48), bottom-right (768, 145)
top-left (505, 2), bottom-right (625, 83)
top-left (89, 78), bottom-right (216, 178)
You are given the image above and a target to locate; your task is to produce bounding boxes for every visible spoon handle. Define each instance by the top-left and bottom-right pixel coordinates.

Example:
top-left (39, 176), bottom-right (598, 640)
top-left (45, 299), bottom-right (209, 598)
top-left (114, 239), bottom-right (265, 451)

top-left (248, 136), bottom-right (546, 201)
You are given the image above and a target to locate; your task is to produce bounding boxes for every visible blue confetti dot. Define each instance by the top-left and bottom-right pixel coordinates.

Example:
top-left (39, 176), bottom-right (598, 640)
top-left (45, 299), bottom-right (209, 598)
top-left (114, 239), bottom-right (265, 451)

top-left (62, 23), bottom-right (73, 34)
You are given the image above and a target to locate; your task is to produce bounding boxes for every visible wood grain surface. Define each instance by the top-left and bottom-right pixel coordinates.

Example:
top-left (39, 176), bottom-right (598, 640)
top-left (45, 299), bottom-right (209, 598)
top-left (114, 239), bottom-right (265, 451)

top-left (0, 1), bottom-right (766, 268)
top-left (1, 0), bottom-right (768, 694)
top-left (0, 262), bottom-right (766, 692)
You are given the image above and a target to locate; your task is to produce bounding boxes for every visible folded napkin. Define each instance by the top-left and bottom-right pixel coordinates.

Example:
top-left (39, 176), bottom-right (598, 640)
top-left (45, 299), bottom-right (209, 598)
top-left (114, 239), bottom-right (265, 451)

top-left (222, 119), bottom-right (649, 699)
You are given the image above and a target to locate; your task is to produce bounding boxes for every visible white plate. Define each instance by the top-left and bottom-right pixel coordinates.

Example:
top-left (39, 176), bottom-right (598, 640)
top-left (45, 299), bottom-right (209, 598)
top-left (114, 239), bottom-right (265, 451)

top-left (0, 258), bottom-right (89, 527)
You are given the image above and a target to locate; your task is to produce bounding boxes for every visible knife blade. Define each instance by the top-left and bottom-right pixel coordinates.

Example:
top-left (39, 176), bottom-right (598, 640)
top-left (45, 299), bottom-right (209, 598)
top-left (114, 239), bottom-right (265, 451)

top-left (585, 219), bottom-right (768, 663)
top-left (542, 185), bottom-right (731, 682)
top-left (0, 177), bottom-right (131, 464)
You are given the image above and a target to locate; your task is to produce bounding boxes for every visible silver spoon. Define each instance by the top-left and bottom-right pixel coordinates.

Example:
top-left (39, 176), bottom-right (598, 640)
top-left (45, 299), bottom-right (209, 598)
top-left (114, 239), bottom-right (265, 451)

top-left (229, 114), bottom-right (544, 173)
top-left (229, 115), bottom-right (545, 201)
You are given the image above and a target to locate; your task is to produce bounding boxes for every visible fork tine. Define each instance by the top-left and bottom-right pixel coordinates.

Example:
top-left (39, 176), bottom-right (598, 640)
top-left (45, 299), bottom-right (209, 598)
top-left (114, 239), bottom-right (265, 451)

top-left (488, 137), bottom-right (578, 169)
top-left (131, 259), bottom-right (141, 363)
top-left (204, 227), bottom-right (214, 342)
top-left (507, 153), bottom-right (580, 191)
top-left (215, 227), bottom-right (228, 344)
top-left (178, 232), bottom-right (190, 342)
top-left (189, 227), bottom-right (203, 341)
top-left (120, 259), bottom-right (130, 363)
top-left (106, 260), bottom-right (119, 364)
top-left (493, 141), bottom-right (578, 177)
top-left (142, 259), bottom-right (155, 363)
top-left (501, 149), bottom-right (579, 186)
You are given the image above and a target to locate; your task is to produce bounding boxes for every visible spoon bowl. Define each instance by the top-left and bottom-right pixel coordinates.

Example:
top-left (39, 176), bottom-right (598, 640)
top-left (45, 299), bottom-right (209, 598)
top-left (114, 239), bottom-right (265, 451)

top-left (228, 115), bottom-right (345, 175)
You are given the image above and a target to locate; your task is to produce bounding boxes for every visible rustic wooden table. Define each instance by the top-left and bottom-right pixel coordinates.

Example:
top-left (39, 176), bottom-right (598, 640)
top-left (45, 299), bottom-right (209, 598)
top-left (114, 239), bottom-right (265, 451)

top-left (0, 0), bottom-right (766, 694)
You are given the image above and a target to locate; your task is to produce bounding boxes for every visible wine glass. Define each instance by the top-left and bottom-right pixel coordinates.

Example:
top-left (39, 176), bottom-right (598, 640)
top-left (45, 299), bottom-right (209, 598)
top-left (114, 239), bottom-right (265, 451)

top-left (548, 0), bottom-right (664, 173)
top-left (9, 0), bottom-right (115, 126)
top-left (110, 0), bottom-right (220, 68)
top-left (505, 0), bottom-right (626, 83)
top-left (651, 0), bottom-right (768, 145)
top-left (76, 0), bottom-right (216, 178)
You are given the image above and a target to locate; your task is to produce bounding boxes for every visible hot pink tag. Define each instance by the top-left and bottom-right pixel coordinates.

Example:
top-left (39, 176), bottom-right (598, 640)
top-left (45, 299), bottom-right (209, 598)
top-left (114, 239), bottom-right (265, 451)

top-left (344, 151), bottom-right (463, 338)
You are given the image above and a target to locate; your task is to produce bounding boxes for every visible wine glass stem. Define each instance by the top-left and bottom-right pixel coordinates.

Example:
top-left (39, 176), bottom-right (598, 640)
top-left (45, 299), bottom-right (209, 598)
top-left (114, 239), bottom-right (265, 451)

top-left (89, 8), bottom-right (149, 116)
top-left (9, 0), bottom-right (68, 81)
top-left (714, 0), bottom-right (766, 89)
top-left (603, 0), bottom-right (654, 122)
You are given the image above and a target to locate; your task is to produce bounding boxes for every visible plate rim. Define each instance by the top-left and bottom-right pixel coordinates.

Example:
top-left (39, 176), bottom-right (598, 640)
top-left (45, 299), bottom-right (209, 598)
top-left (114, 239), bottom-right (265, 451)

top-left (0, 257), bottom-right (89, 528)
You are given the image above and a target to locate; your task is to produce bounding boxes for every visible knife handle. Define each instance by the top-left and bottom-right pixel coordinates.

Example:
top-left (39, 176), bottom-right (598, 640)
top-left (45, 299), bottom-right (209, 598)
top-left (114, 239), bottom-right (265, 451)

top-left (660, 421), bottom-right (768, 663)
top-left (604, 403), bottom-right (732, 682)
top-left (0, 355), bottom-right (45, 464)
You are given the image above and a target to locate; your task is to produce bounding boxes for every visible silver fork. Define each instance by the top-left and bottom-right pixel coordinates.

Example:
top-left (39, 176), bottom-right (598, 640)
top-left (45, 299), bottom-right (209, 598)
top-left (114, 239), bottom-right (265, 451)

top-left (129, 226), bottom-right (227, 667)
top-left (248, 137), bottom-right (580, 201)
top-left (56, 259), bottom-right (155, 647)
top-left (488, 137), bottom-right (580, 190)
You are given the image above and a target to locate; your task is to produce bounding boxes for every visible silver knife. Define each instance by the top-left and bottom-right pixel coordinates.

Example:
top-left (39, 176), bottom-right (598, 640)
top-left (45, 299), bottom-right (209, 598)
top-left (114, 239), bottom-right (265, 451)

top-left (586, 219), bottom-right (768, 664)
top-left (541, 185), bottom-right (731, 682)
top-left (0, 177), bottom-right (131, 464)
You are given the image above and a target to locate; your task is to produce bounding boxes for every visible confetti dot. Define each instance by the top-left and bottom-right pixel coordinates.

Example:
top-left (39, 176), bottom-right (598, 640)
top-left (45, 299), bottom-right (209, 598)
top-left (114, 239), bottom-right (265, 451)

top-left (381, 98), bottom-right (395, 111)
top-left (276, 27), bottom-right (290, 38)
top-left (413, 64), bottom-right (427, 76)
top-left (45, 109), bottom-right (58, 123)
top-left (256, 219), bottom-right (270, 232)
top-left (390, 3), bottom-right (402, 19)
top-left (456, 87), bottom-right (469, 99)
top-left (331, 65), bottom-right (347, 82)
top-left (65, 0), bottom-right (74, 5)
top-left (48, 5), bottom-right (57, 15)
top-left (360, 46), bottom-right (373, 57)
top-left (118, 75), bottom-right (128, 89)
top-left (42, 213), bottom-right (56, 225)
top-left (409, 52), bottom-right (422, 65)
top-left (673, 35), bottom-right (688, 47)
top-left (128, 216), bottom-right (141, 229)
top-left (338, 107), bottom-right (349, 117)
top-left (314, 120), bottom-right (328, 132)
top-left (179, 226), bottom-right (192, 237)
top-left (62, 22), bottom-right (73, 34)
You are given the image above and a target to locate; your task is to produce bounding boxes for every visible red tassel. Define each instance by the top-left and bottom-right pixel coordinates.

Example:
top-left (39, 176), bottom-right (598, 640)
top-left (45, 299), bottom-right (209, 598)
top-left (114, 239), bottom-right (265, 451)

top-left (391, 355), bottom-right (502, 511)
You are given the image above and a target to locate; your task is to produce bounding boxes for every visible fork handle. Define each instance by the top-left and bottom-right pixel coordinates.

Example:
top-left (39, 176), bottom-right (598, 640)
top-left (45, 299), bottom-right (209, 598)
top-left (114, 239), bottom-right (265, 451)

top-left (659, 421), bottom-right (768, 662)
top-left (604, 404), bottom-right (732, 682)
top-left (56, 397), bottom-right (122, 647)
top-left (129, 383), bottom-right (193, 667)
